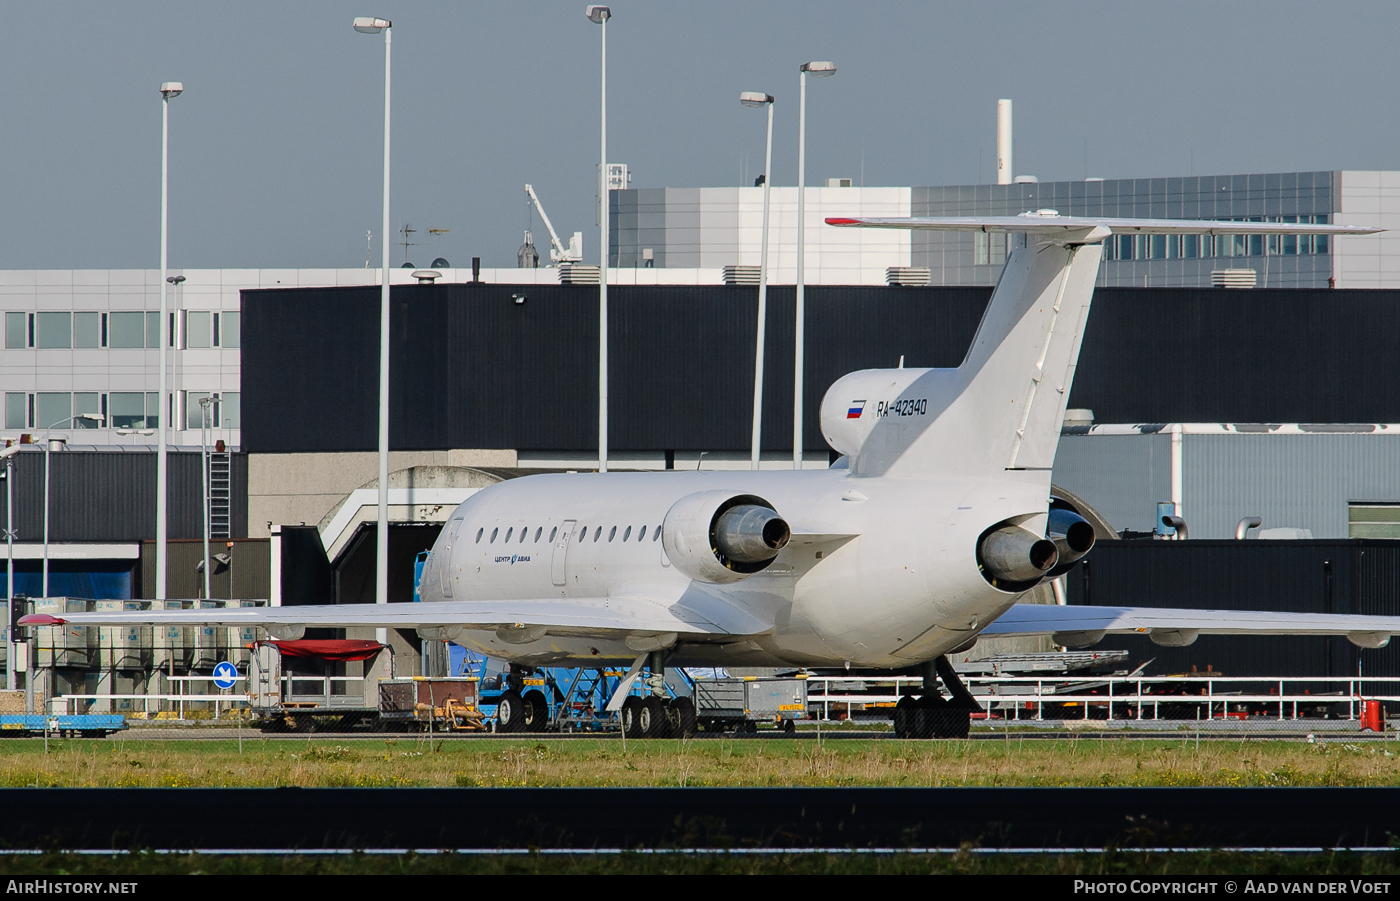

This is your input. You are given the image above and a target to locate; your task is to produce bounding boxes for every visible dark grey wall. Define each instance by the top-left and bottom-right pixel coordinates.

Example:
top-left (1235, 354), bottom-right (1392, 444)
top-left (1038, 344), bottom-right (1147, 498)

top-left (241, 283), bottom-right (989, 454)
top-left (1068, 540), bottom-right (1400, 679)
top-left (0, 450), bottom-right (248, 542)
top-left (242, 283), bottom-right (1400, 455)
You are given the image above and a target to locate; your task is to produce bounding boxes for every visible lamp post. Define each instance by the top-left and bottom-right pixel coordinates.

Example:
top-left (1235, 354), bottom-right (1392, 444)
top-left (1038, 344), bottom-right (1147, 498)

top-left (353, 16), bottom-right (392, 632)
top-left (586, 5), bottom-right (611, 473)
top-left (1, 442), bottom-right (19, 691)
top-left (198, 396), bottom-right (213, 602)
top-left (157, 81), bottom-right (182, 602)
top-left (42, 414), bottom-right (104, 597)
top-left (740, 91), bottom-right (775, 471)
top-left (793, 61), bottom-right (835, 470)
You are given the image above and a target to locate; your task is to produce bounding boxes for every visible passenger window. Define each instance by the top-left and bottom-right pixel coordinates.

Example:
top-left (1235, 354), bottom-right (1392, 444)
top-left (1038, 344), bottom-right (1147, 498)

top-left (534, 527), bottom-right (542, 542)
top-left (594, 526), bottom-right (602, 542)
top-left (623, 526), bottom-right (632, 541)
top-left (476, 528), bottom-right (483, 543)
top-left (520, 528), bottom-right (528, 543)
top-left (578, 525), bottom-right (586, 541)
top-left (491, 528), bottom-right (498, 543)
top-left (608, 526), bottom-right (617, 542)
top-left (653, 528), bottom-right (662, 542)
top-left (505, 527), bottom-right (514, 542)
top-left (638, 526), bottom-right (647, 541)
top-left (550, 527), bottom-right (558, 543)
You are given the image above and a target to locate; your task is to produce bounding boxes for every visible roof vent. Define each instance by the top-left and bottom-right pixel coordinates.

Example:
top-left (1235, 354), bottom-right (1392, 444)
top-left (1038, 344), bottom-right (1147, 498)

top-left (411, 270), bottom-right (441, 284)
top-left (1211, 269), bottom-right (1257, 288)
top-left (826, 177), bottom-right (853, 188)
top-left (885, 267), bottom-right (931, 286)
top-left (558, 264), bottom-right (600, 285)
top-left (723, 265), bottom-right (761, 286)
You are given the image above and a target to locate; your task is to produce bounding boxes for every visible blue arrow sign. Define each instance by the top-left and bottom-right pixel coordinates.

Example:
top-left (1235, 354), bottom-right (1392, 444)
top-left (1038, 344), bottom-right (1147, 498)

top-left (212, 661), bottom-right (239, 690)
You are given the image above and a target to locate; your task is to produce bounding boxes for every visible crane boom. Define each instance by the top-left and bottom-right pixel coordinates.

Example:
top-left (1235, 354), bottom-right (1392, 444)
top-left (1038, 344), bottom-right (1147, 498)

top-left (524, 184), bottom-right (582, 265)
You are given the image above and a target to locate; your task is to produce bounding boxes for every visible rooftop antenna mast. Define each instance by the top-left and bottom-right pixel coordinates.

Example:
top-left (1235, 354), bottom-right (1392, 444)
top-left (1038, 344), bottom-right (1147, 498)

top-left (398, 222), bottom-right (425, 266)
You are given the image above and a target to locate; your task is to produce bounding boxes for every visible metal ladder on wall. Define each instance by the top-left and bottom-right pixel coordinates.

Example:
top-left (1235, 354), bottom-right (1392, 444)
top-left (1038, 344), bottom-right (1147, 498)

top-left (209, 452), bottom-right (231, 539)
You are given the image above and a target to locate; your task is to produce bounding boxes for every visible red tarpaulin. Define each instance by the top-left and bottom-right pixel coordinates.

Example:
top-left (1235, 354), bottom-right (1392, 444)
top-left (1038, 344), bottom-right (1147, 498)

top-left (258, 639), bottom-right (385, 661)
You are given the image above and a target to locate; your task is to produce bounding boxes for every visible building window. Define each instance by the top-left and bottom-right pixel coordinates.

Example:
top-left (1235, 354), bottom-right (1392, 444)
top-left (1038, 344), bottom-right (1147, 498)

top-left (73, 393), bottom-right (101, 428)
top-left (35, 392), bottom-right (72, 430)
top-left (222, 311), bottom-right (241, 349)
top-left (109, 312), bottom-right (147, 348)
top-left (110, 392), bottom-right (147, 430)
top-left (1348, 504), bottom-right (1400, 539)
top-left (35, 312), bottom-right (70, 349)
top-left (5, 312), bottom-right (28, 349)
top-left (219, 392), bottom-right (240, 429)
top-left (3, 393), bottom-right (25, 429)
top-left (186, 391), bottom-right (223, 430)
top-left (186, 311), bottom-right (211, 348)
top-left (72, 312), bottom-right (100, 349)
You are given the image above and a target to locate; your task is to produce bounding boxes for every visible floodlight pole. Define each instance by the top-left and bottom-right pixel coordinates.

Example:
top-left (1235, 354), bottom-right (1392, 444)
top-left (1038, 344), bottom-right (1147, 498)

top-left (793, 61), bottom-right (835, 470)
top-left (4, 451), bottom-right (13, 691)
top-left (589, 6), bottom-right (612, 473)
top-left (354, 17), bottom-right (394, 635)
top-left (745, 94), bottom-right (775, 470)
top-left (157, 82), bottom-right (181, 602)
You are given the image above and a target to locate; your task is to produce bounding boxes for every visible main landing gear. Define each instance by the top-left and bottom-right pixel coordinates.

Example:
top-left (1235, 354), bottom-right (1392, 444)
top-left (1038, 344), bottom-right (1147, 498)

top-left (892, 655), bottom-right (981, 739)
top-left (620, 652), bottom-right (697, 739)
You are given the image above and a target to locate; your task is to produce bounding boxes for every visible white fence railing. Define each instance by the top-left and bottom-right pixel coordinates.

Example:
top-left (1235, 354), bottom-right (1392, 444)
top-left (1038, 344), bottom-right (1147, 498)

top-left (806, 674), bottom-right (1400, 724)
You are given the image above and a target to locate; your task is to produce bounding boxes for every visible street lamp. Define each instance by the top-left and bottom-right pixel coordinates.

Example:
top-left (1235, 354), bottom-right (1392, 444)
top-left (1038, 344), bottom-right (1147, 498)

top-left (157, 81), bottom-right (182, 602)
top-left (198, 396), bottom-right (214, 602)
top-left (794, 60), bottom-right (835, 470)
top-left (1, 440), bottom-right (20, 691)
top-left (740, 91), bottom-right (775, 471)
top-left (42, 414), bottom-right (104, 597)
top-left (586, 5), bottom-right (611, 473)
top-left (353, 16), bottom-right (393, 632)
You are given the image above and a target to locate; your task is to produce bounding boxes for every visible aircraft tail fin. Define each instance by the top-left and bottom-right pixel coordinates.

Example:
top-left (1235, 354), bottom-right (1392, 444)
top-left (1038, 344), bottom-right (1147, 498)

top-left (823, 214), bottom-right (1378, 479)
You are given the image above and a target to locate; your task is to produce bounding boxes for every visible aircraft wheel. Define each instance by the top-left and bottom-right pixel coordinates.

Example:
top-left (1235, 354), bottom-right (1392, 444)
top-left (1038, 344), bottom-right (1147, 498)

top-left (668, 697), bottom-right (697, 738)
top-left (523, 690), bottom-right (550, 732)
top-left (640, 696), bottom-right (668, 738)
top-left (621, 696), bottom-right (644, 738)
top-left (893, 695), bottom-right (919, 739)
top-left (496, 690), bottom-right (527, 733)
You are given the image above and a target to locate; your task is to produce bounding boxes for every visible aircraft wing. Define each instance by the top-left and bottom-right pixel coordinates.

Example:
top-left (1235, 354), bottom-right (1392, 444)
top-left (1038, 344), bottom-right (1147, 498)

top-left (19, 596), bottom-right (773, 643)
top-left (982, 603), bottom-right (1400, 649)
top-left (826, 215), bottom-right (1381, 237)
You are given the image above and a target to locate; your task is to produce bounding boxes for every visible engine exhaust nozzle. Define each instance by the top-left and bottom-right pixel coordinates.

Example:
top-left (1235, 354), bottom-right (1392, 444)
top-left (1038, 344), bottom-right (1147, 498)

top-left (714, 504), bottom-right (791, 564)
top-left (979, 524), bottom-right (1059, 583)
top-left (1047, 507), bottom-right (1096, 567)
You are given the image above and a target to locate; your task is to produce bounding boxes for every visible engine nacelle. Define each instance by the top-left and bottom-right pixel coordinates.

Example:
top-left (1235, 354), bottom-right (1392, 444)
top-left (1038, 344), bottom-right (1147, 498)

top-left (819, 368), bottom-right (929, 457)
top-left (977, 522), bottom-right (1059, 592)
top-left (662, 491), bottom-right (791, 584)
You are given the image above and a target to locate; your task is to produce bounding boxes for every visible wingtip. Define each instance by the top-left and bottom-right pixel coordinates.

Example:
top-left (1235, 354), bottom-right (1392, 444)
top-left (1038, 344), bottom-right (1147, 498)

top-left (825, 217), bottom-right (862, 226)
top-left (18, 613), bottom-right (66, 626)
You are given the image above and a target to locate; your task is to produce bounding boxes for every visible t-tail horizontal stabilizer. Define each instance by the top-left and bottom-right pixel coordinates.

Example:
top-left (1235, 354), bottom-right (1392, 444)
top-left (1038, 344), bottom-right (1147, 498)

top-left (825, 213), bottom-right (1381, 480)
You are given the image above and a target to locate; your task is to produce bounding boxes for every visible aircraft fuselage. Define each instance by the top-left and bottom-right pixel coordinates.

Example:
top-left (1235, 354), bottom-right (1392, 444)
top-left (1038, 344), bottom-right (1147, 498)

top-left (417, 467), bottom-right (1050, 668)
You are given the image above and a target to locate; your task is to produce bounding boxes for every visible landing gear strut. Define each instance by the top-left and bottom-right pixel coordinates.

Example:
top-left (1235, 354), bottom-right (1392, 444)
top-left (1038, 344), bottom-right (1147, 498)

top-left (893, 655), bottom-right (980, 739)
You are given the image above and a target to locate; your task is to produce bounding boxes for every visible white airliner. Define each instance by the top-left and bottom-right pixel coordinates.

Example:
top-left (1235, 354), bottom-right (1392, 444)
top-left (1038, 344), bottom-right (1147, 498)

top-left (23, 211), bottom-right (1396, 737)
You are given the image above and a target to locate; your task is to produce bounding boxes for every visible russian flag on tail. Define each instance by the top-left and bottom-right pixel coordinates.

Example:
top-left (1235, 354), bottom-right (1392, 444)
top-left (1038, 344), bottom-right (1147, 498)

top-left (847, 400), bottom-right (865, 419)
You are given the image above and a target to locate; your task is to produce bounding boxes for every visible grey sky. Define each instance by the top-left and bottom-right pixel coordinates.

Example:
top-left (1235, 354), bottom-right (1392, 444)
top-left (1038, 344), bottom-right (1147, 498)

top-left (2, 1), bottom-right (1396, 270)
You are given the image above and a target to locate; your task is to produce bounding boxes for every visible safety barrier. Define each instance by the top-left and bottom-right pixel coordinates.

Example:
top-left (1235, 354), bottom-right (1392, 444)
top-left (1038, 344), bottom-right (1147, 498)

top-left (806, 673), bottom-right (1400, 728)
